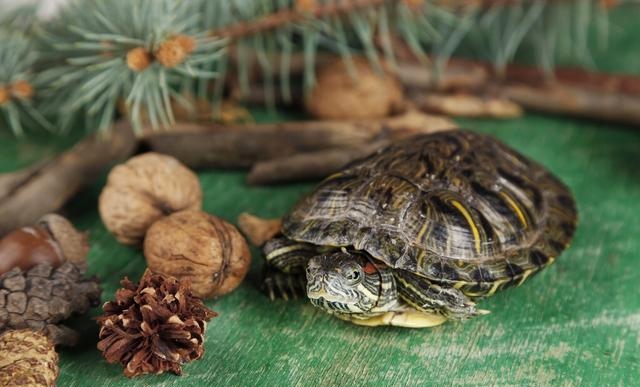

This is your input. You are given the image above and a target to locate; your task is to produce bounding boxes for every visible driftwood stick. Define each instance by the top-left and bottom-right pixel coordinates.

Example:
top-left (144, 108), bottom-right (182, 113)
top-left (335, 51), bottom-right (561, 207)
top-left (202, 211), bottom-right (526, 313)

top-left (246, 113), bottom-right (457, 185)
top-left (246, 140), bottom-right (389, 185)
top-left (499, 83), bottom-right (640, 125)
top-left (0, 122), bottom-right (137, 235)
top-left (399, 59), bottom-right (640, 125)
top-left (142, 110), bottom-right (456, 169)
top-left (409, 92), bottom-right (523, 118)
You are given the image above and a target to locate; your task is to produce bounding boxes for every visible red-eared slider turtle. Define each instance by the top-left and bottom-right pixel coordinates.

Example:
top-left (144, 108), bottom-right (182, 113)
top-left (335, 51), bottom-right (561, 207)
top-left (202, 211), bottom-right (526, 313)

top-left (263, 130), bottom-right (577, 327)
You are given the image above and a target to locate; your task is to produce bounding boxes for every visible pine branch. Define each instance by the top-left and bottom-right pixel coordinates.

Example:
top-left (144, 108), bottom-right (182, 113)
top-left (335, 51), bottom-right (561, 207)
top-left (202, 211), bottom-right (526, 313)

top-left (211, 0), bottom-right (387, 40)
top-left (37, 0), bottom-right (225, 134)
top-left (1, 0), bottom-right (622, 136)
top-left (0, 31), bottom-right (54, 136)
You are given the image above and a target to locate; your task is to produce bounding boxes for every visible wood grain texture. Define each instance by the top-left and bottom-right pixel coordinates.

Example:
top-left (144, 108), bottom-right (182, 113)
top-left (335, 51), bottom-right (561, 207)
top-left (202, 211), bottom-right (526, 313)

top-left (1, 5), bottom-right (639, 386)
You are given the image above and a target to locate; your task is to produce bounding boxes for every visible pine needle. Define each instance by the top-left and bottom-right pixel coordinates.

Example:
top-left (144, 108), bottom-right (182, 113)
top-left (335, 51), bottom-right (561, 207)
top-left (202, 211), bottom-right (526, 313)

top-left (0, 0), bottom-right (620, 135)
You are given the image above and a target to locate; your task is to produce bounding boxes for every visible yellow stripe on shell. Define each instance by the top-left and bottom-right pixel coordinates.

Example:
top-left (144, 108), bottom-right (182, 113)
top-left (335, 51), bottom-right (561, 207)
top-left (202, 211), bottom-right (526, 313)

top-left (449, 199), bottom-right (482, 254)
top-left (499, 191), bottom-right (528, 228)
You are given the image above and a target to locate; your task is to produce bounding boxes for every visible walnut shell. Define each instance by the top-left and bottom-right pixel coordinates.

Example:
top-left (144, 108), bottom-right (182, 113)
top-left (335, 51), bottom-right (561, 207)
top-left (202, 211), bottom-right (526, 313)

top-left (305, 56), bottom-right (404, 120)
top-left (99, 153), bottom-right (202, 246)
top-left (0, 329), bottom-right (59, 387)
top-left (144, 210), bottom-right (251, 298)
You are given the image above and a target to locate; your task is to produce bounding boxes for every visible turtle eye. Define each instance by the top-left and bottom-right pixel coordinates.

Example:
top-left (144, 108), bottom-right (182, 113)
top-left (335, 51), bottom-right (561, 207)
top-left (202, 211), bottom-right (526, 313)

top-left (344, 268), bottom-right (362, 285)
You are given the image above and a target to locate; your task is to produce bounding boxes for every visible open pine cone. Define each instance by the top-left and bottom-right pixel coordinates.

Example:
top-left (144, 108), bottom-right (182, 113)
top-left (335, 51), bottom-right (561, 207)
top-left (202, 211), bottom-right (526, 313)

top-left (0, 262), bottom-right (101, 346)
top-left (97, 269), bottom-right (217, 377)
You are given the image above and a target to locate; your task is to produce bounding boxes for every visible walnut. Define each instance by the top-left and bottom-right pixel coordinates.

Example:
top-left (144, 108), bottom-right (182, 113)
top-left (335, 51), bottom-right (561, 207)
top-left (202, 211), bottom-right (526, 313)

top-left (0, 329), bottom-right (59, 386)
top-left (144, 210), bottom-right (251, 299)
top-left (99, 153), bottom-right (202, 246)
top-left (305, 56), bottom-right (405, 120)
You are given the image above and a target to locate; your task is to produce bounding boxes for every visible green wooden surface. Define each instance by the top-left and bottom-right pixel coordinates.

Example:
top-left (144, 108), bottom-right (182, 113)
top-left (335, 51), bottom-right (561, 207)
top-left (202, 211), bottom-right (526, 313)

top-left (1, 6), bottom-right (640, 387)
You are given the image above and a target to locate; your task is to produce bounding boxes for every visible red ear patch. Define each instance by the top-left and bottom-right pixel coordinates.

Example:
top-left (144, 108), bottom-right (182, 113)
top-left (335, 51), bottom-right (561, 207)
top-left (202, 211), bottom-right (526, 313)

top-left (363, 262), bottom-right (378, 275)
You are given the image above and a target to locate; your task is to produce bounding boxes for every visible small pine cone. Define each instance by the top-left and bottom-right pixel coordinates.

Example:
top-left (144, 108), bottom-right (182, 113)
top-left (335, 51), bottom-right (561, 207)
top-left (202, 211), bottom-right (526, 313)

top-left (0, 329), bottom-right (59, 387)
top-left (126, 47), bottom-right (153, 72)
top-left (0, 262), bottom-right (101, 346)
top-left (97, 269), bottom-right (217, 377)
top-left (0, 87), bottom-right (8, 104)
top-left (155, 35), bottom-right (194, 68)
top-left (10, 80), bottom-right (35, 100)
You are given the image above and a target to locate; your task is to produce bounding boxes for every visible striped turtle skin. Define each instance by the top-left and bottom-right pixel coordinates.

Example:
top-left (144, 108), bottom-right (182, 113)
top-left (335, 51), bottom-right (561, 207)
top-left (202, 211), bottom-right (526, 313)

top-left (265, 130), bottom-right (577, 326)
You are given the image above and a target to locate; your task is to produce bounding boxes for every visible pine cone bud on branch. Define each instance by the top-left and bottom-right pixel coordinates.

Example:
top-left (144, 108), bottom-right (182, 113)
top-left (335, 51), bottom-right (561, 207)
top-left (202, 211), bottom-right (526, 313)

top-left (155, 35), bottom-right (196, 69)
top-left (126, 47), bottom-right (153, 72)
top-left (97, 269), bottom-right (217, 378)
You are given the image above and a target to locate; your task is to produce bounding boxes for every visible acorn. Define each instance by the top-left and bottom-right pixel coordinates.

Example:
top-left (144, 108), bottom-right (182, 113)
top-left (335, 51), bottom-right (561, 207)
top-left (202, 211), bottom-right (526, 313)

top-left (0, 214), bottom-right (89, 276)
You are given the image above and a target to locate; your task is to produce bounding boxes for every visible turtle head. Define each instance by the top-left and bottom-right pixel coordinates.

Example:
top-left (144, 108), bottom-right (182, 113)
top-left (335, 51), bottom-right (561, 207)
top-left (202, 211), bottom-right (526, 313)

top-left (306, 250), bottom-right (390, 314)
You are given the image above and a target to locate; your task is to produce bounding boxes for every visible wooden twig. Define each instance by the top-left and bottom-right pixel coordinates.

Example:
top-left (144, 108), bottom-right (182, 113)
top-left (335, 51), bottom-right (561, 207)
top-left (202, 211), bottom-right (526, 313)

top-left (0, 122), bottom-right (137, 236)
top-left (395, 59), bottom-right (490, 92)
top-left (492, 65), bottom-right (640, 125)
top-left (211, 0), bottom-right (602, 41)
top-left (410, 92), bottom-right (523, 118)
top-left (396, 54), bottom-right (640, 125)
top-left (211, 0), bottom-right (386, 40)
top-left (246, 111), bottom-right (456, 184)
top-left (498, 83), bottom-right (640, 125)
top-left (246, 140), bottom-right (390, 185)
top-left (142, 110), bottom-right (456, 169)
top-left (231, 47), bottom-right (640, 125)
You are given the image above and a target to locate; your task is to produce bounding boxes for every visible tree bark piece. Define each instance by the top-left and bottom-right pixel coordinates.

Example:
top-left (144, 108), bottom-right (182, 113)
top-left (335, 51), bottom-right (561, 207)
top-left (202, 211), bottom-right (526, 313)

top-left (142, 110), bottom-right (457, 169)
top-left (0, 122), bottom-right (137, 236)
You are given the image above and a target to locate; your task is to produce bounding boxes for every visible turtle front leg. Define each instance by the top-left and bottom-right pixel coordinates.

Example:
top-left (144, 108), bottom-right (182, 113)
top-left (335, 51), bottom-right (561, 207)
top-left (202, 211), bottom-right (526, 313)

top-left (336, 310), bottom-right (447, 328)
top-left (261, 236), bottom-right (330, 300)
top-left (262, 265), bottom-right (306, 301)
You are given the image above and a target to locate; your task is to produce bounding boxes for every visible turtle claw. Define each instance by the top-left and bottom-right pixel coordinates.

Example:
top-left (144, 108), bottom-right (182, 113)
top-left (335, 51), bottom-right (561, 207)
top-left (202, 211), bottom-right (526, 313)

top-left (261, 267), bottom-right (306, 301)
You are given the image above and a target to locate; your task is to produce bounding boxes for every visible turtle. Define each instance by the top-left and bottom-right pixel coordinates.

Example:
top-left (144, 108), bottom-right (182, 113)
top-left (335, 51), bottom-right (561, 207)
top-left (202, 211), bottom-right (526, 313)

top-left (262, 130), bottom-right (577, 328)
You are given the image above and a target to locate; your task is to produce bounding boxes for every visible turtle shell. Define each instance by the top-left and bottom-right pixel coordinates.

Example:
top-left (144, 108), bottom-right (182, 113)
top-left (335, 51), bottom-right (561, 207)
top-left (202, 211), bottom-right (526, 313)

top-left (283, 130), bottom-right (577, 293)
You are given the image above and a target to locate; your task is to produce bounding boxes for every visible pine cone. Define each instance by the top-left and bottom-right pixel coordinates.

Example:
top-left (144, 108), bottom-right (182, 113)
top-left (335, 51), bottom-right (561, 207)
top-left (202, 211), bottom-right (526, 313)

top-left (0, 262), bottom-right (101, 346)
top-left (97, 269), bottom-right (217, 377)
top-left (0, 329), bottom-right (59, 387)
